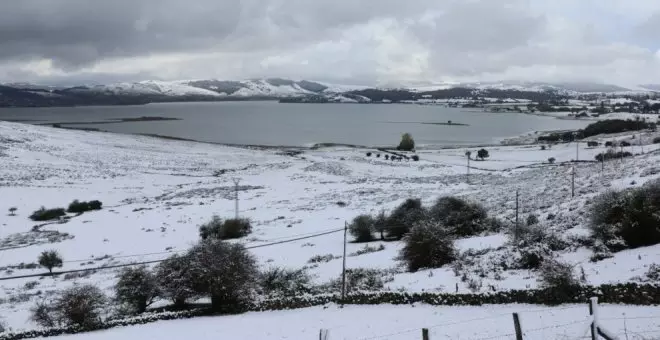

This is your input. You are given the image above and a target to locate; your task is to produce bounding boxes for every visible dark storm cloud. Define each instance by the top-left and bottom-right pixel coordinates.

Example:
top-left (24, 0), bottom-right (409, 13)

top-left (1, 0), bottom-right (659, 85)
top-left (0, 0), bottom-right (245, 68)
top-left (0, 0), bottom-right (440, 70)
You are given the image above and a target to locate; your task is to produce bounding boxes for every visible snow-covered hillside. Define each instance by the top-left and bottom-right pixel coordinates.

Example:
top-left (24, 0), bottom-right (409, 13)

top-left (1, 122), bottom-right (660, 333)
top-left (83, 80), bottom-right (224, 97)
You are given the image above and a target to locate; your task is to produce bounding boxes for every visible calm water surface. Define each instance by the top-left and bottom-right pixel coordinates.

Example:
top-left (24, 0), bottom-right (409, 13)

top-left (0, 102), bottom-right (590, 148)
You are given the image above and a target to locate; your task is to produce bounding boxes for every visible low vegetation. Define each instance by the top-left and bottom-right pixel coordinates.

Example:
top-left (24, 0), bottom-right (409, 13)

top-left (30, 285), bottom-right (107, 329)
top-left (349, 214), bottom-right (376, 243)
top-left (199, 216), bottom-right (252, 240)
top-left (29, 207), bottom-right (66, 221)
top-left (115, 266), bottom-right (160, 314)
top-left (398, 220), bottom-right (456, 272)
top-left (350, 244), bottom-right (385, 257)
top-left (595, 150), bottom-right (632, 162)
top-left (187, 240), bottom-right (259, 312)
top-left (328, 268), bottom-right (392, 293)
top-left (8, 207), bottom-right (17, 216)
top-left (429, 197), bottom-right (489, 237)
top-left (590, 179), bottom-right (660, 252)
top-left (66, 200), bottom-right (102, 213)
top-left (154, 254), bottom-right (198, 307)
top-left (539, 119), bottom-right (655, 143)
top-left (258, 267), bottom-right (313, 297)
top-left (386, 198), bottom-right (426, 240)
top-left (581, 119), bottom-right (654, 138)
top-left (538, 259), bottom-right (584, 302)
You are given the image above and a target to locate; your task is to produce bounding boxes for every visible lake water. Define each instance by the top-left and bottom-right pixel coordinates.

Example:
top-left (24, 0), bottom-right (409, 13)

top-left (0, 101), bottom-right (590, 148)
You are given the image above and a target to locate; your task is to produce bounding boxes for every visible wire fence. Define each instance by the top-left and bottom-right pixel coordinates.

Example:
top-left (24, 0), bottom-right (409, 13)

top-left (322, 299), bottom-right (660, 340)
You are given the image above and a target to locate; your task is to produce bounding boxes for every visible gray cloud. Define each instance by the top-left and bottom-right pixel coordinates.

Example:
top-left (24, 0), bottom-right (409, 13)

top-left (0, 0), bottom-right (659, 85)
top-left (0, 0), bottom-right (243, 68)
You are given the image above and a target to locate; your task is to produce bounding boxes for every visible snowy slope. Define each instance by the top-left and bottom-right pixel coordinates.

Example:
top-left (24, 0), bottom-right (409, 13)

top-left (86, 81), bottom-right (224, 97)
top-left (1, 122), bottom-right (660, 332)
top-left (226, 79), bottom-right (313, 98)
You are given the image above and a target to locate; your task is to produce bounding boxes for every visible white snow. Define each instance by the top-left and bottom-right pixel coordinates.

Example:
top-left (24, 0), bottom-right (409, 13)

top-left (227, 80), bottom-right (313, 98)
top-left (1, 121), bottom-right (660, 333)
top-left (29, 304), bottom-right (660, 340)
top-left (88, 81), bottom-right (224, 97)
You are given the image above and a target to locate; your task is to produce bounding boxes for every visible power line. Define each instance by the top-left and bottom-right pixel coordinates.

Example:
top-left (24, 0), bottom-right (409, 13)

top-left (244, 228), bottom-right (343, 250)
top-left (60, 227), bottom-right (346, 264)
top-left (0, 228), bottom-right (344, 282)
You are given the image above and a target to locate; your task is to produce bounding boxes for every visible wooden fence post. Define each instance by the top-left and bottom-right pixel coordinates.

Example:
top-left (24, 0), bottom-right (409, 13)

top-left (513, 313), bottom-right (523, 340)
top-left (590, 297), bottom-right (598, 340)
top-left (422, 328), bottom-right (429, 340)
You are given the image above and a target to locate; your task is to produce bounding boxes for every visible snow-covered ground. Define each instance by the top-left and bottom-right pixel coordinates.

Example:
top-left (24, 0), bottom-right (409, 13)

top-left (28, 304), bottom-right (660, 340)
top-left (1, 122), bottom-right (660, 333)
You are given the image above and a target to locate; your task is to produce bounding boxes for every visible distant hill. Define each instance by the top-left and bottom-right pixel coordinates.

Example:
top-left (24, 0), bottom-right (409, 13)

top-left (0, 79), bottom-right (657, 107)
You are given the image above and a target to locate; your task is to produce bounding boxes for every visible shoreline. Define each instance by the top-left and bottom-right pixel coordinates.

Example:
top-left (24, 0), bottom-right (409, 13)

top-left (46, 123), bottom-right (552, 152)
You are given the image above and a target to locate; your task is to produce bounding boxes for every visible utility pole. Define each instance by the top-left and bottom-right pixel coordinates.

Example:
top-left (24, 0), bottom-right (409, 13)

top-left (341, 221), bottom-right (348, 303)
top-left (465, 151), bottom-right (471, 184)
top-left (232, 178), bottom-right (240, 219)
top-left (571, 166), bottom-right (576, 198)
top-left (575, 139), bottom-right (579, 162)
top-left (515, 190), bottom-right (519, 241)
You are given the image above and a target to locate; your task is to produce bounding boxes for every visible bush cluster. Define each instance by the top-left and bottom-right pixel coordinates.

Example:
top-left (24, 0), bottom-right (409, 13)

top-left (29, 207), bottom-right (66, 221)
top-left (594, 150), bottom-right (632, 162)
top-left (386, 198), bottom-right (426, 240)
top-left (398, 220), bottom-right (456, 272)
top-left (348, 215), bottom-right (376, 243)
top-left (345, 196), bottom-right (498, 271)
top-left (30, 285), bottom-right (107, 329)
top-left (538, 259), bottom-right (585, 301)
top-left (199, 216), bottom-right (252, 240)
top-left (429, 197), bottom-right (488, 237)
top-left (114, 266), bottom-right (160, 314)
top-left (30, 239), bottom-right (260, 331)
top-left (538, 131), bottom-right (576, 143)
top-left (590, 180), bottom-right (660, 251)
top-left (66, 200), bottom-right (102, 214)
top-left (581, 119), bottom-right (653, 138)
top-left (258, 267), bottom-right (313, 297)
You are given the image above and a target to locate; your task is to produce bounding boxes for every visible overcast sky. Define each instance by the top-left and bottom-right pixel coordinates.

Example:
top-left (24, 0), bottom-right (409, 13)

top-left (1, 0), bottom-right (660, 86)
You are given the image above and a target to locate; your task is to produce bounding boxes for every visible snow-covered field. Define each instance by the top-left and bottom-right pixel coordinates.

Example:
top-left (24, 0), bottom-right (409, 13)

top-left (1, 122), bottom-right (660, 334)
top-left (29, 304), bottom-right (660, 340)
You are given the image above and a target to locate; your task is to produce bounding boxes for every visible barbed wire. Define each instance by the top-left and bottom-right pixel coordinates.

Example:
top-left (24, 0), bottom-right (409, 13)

top-left (357, 313), bottom-right (511, 340)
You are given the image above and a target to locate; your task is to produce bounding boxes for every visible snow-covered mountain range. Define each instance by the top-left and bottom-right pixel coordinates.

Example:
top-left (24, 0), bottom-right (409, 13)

top-left (1, 78), bottom-right (658, 107)
top-left (52, 78), bottom-right (368, 98)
